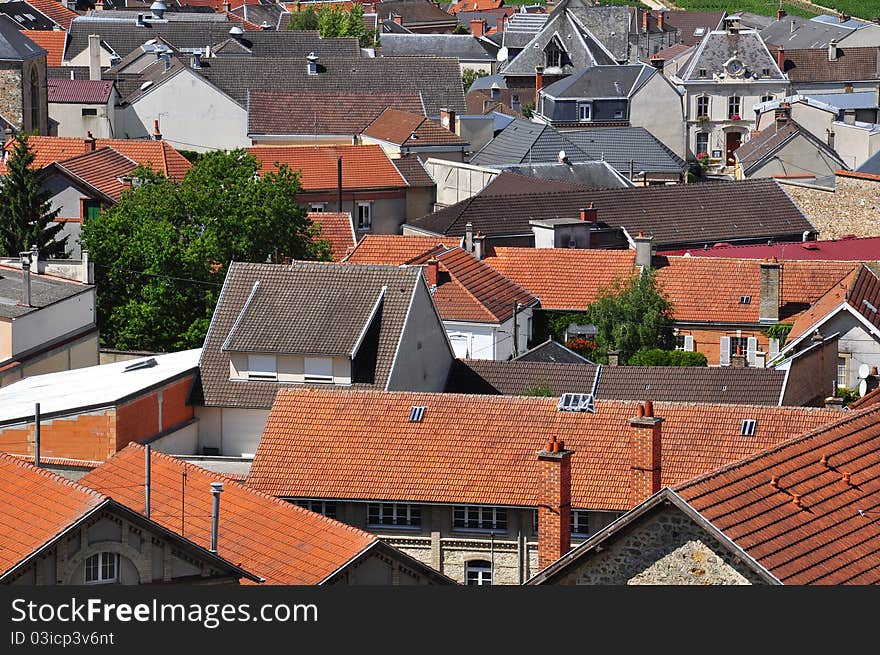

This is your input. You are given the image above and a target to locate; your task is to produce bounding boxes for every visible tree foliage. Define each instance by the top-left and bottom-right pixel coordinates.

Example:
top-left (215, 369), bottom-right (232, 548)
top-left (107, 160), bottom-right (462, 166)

top-left (0, 134), bottom-right (69, 258)
top-left (461, 68), bottom-right (488, 92)
top-left (81, 149), bottom-right (331, 352)
top-left (287, 7), bottom-right (319, 30)
top-left (627, 348), bottom-right (707, 367)
top-left (288, 3), bottom-right (376, 47)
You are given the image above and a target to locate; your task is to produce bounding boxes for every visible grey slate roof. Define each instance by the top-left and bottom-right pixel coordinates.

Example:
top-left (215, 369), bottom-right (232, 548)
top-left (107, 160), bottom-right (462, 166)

top-left (561, 127), bottom-right (688, 175)
top-left (0, 14), bottom-right (46, 61)
top-left (193, 56), bottom-right (466, 115)
top-left (407, 178), bottom-right (817, 249)
top-left (856, 149), bottom-right (880, 175)
top-left (446, 358), bottom-right (788, 405)
top-left (382, 18), bottom-right (414, 34)
top-left (194, 261), bottom-right (422, 408)
top-left (376, 0), bottom-right (457, 26)
top-left (499, 161), bottom-right (630, 188)
top-left (0, 267), bottom-right (92, 319)
top-left (733, 12), bottom-right (775, 31)
top-left (513, 337), bottom-right (592, 363)
top-left (541, 63), bottom-right (651, 98)
top-left (681, 28), bottom-right (785, 81)
top-left (760, 15), bottom-right (852, 49)
top-left (380, 33), bottom-right (496, 61)
top-left (735, 119), bottom-right (845, 176)
top-left (0, 2), bottom-right (56, 30)
top-left (66, 18), bottom-right (361, 61)
top-left (470, 117), bottom-right (590, 166)
top-left (567, 5), bottom-right (631, 63)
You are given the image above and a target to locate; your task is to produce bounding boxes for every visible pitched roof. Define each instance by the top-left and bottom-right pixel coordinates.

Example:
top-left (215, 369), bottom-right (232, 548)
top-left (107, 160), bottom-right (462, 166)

top-left (394, 154), bottom-right (435, 188)
top-left (248, 388), bottom-right (840, 512)
top-left (447, 358), bottom-right (788, 405)
top-left (0, 136), bottom-right (191, 181)
top-left (482, 247), bottom-right (636, 310)
top-left (671, 236), bottom-right (880, 261)
top-left (0, 452), bottom-right (105, 577)
top-left (541, 63), bottom-right (651, 99)
top-left (54, 146), bottom-right (139, 201)
top-left (18, 28), bottom-right (66, 66)
top-left (777, 46), bottom-right (880, 82)
top-left (675, 403), bottom-right (880, 584)
top-left (245, 145), bottom-right (407, 191)
top-left (362, 108), bottom-right (466, 147)
top-left (0, 265), bottom-right (93, 319)
top-left (0, 2), bottom-right (57, 30)
top-left (0, 14), bottom-right (46, 61)
top-left (376, 0), bottom-right (458, 26)
top-left (194, 55), bottom-right (466, 116)
top-left (194, 261), bottom-right (423, 408)
top-left (310, 212), bottom-right (356, 262)
top-left (681, 28), bottom-right (784, 82)
top-left (344, 234), bottom-right (455, 265)
top-left (497, 161), bottom-right (631, 189)
top-left (760, 15), bottom-right (854, 49)
top-left (662, 10), bottom-right (725, 46)
top-left (736, 119), bottom-right (844, 175)
top-left (246, 90), bottom-right (425, 137)
top-left (469, 117), bottom-right (591, 167)
top-left (857, 149), bottom-right (880, 175)
top-left (80, 445), bottom-right (378, 585)
top-left (408, 179), bottom-right (818, 250)
top-left (513, 337), bottom-right (592, 364)
top-left (379, 33), bottom-right (496, 60)
top-left (47, 78), bottom-right (114, 104)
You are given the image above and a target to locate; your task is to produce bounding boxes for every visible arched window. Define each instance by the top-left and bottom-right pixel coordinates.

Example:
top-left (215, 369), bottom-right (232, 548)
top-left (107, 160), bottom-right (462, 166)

top-left (29, 68), bottom-right (40, 133)
top-left (84, 552), bottom-right (119, 584)
top-left (465, 560), bottom-right (492, 586)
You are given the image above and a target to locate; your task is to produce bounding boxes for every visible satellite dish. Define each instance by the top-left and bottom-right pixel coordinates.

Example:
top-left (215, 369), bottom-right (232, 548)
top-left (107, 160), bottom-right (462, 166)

top-left (859, 363), bottom-right (870, 379)
top-left (860, 379), bottom-right (868, 397)
top-left (497, 46), bottom-right (508, 62)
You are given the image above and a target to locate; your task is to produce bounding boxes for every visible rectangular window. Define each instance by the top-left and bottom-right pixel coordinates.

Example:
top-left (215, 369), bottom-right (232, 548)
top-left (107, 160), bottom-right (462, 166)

top-left (698, 68), bottom-right (707, 78)
top-left (578, 103), bottom-right (591, 122)
top-left (309, 203), bottom-right (326, 213)
top-left (696, 132), bottom-right (709, 155)
top-left (81, 107), bottom-right (98, 116)
top-left (674, 334), bottom-right (686, 350)
top-left (85, 552), bottom-right (118, 584)
top-left (837, 355), bottom-right (850, 388)
top-left (570, 510), bottom-right (590, 537)
top-left (729, 336), bottom-right (748, 357)
top-left (367, 503), bottom-right (421, 528)
top-left (357, 202), bottom-right (372, 231)
top-left (247, 354), bottom-right (277, 380)
top-left (696, 96), bottom-right (709, 117)
top-left (453, 506), bottom-right (508, 532)
top-left (466, 560), bottom-right (492, 585)
top-left (304, 356), bottom-right (333, 383)
top-left (82, 199), bottom-right (102, 221)
top-left (292, 499), bottom-right (337, 519)
top-left (728, 96), bottom-right (741, 119)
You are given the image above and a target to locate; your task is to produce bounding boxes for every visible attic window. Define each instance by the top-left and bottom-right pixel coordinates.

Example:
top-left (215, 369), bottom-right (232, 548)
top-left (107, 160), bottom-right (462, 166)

top-left (863, 300), bottom-right (878, 313)
top-left (740, 419), bottom-right (757, 436)
top-left (694, 27), bottom-right (706, 36)
top-left (124, 357), bottom-right (157, 371)
top-left (410, 405), bottom-right (426, 422)
top-left (557, 393), bottom-right (595, 413)
top-left (698, 68), bottom-right (707, 78)
top-left (739, 295), bottom-right (751, 304)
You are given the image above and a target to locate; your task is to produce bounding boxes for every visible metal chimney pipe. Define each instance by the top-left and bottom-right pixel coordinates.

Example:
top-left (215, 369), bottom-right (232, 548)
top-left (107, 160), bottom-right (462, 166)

top-left (34, 402), bottom-right (41, 468)
top-left (210, 482), bottom-right (223, 552)
top-left (19, 251), bottom-right (31, 307)
top-left (337, 156), bottom-right (343, 213)
top-left (145, 444), bottom-right (151, 518)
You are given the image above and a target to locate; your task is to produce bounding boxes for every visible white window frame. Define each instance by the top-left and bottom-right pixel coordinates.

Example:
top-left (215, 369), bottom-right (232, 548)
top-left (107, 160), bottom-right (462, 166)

top-left (465, 560), bottom-right (493, 586)
top-left (292, 499), bottom-right (337, 519)
top-left (728, 96), bottom-right (741, 119)
top-left (578, 102), bottom-right (591, 122)
top-left (453, 505), bottom-right (508, 532)
top-left (356, 201), bottom-right (372, 231)
top-left (696, 95), bottom-right (709, 118)
top-left (304, 356), bottom-right (333, 383)
top-left (367, 502), bottom-right (421, 528)
top-left (696, 132), bottom-right (709, 155)
top-left (570, 509), bottom-right (590, 537)
top-left (837, 353), bottom-right (851, 388)
top-left (309, 202), bottom-right (326, 213)
top-left (247, 354), bottom-right (277, 381)
top-left (85, 552), bottom-right (119, 584)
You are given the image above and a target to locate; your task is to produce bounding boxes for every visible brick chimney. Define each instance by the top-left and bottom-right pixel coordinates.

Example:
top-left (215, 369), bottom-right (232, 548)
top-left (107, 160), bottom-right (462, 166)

top-left (536, 436), bottom-right (574, 571)
top-left (470, 18), bottom-right (486, 37)
top-left (649, 55), bottom-right (665, 70)
top-left (731, 344), bottom-right (746, 368)
top-left (535, 65), bottom-right (544, 94)
top-left (658, 11), bottom-right (665, 29)
top-left (776, 45), bottom-right (785, 72)
top-left (392, 13), bottom-right (403, 25)
top-left (633, 231), bottom-right (653, 268)
top-left (775, 102), bottom-right (789, 130)
top-left (759, 258), bottom-right (780, 322)
top-left (84, 131), bottom-right (96, 152)
top-left (497, 14), bottom-right (507, 32)
top-left (777, 7), bottom-right (786, 20)
top-left (607, 350), bottom-right (620, 366)
top-left (439, 107), bottom-right (456, 134)
top-left (153, 119), bottom-right (162, 141)
top-left (579, 203), bottom-right (597, 223)
top-left (642, 9), bottom-right (650, 32)
top-left (4, 124), bottom-right (12, 147)
top-left (425, 258), bottom-right (439, 287)
top-left (629, 402), bottom-right (662, 507)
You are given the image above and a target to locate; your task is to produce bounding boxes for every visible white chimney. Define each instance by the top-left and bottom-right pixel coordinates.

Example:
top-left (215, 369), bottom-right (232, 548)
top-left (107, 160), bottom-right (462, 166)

top-left (829, 39), bottom-right (838, 61)
top-left (307, 52), bottom-right (318, 75)
top-left (88, 34), bottom-right (101, 81)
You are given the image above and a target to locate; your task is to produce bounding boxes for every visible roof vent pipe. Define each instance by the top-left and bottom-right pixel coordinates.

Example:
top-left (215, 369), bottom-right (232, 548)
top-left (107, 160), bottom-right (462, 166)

top-left (307, 51), bottom-right (319, 75)
top-left (210, 482), bottom-right (223, 553)
top-left (19, 250), bottom-right (32, 307)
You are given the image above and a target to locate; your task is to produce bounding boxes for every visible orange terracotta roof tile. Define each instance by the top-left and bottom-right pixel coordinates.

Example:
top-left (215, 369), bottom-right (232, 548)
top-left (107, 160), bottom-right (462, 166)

top-left (344, 234), bottom-right (455, 265)
top-left (248, 389), bottom-right (840, 512)
top-left (1, 136), bottom-right (191, 181)
top-left (0, 452), bottom-right (106, 577)
top-left (362, 108), bottom-right (465, 147)
top-left (80, 445), bottom-right (378, 585)
top-left (19, 29), bottom-right (66, 66)
top-left (24, 0), bottom-right (77, 29)
top-left (788, 264), bottom-right (880, 341)
top-left (677, 404), bottom-right (880, 584)
top-left (56, 147), bottom-right (138, 201)
top-left (246, 145), bottom-right (407, 191)
top-left (483, 248), bottom-right (637, 310)
top-left (788, 267), bottom-right (859, 340)
top-left (309, 212), bottom-right (356, 261)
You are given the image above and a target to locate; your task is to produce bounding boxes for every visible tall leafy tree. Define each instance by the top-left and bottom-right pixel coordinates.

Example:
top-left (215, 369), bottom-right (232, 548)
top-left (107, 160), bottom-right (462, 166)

top-left (81, 149), bottom-right (331, 352)
top-left (286, 6), bottom-right (319, 31)
top-left (0, 134), bottom-right (69, 258)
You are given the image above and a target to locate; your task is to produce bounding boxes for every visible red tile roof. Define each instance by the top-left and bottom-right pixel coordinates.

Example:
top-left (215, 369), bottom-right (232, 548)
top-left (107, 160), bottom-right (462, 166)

top-left (669, 236), bottom-right (880, 261)
top-left (0, 452), bottom-right (105, 577)
top-left (24, 0), bottom-right (78, 29)
top-left (80, 445), bottom-right (378, 585)
top-left (246, 145), bottom-right (407, 191)
top-left (449, 0), bottom-right (503, 13)
top-left (309, 211), bottom-right (356, 261)
top-left (676, 404), bottom-right (880, 584)
top-left (362, 108), bottom-right (466, 147)
top-left (344, 234), bottom-right (454, 265)
top-left (19, 29), bottom-right (66, 66)
top-left (55, 147), bottom-right (138, 201)
top-left (788, 264), bottom-right (880, 341)
top-left (482, 247), bottom-right (637, 310)
top-left (0, 136), bottom-right (191, 181)
top-left (47, 79), bottom-right (114, 104)
top-left (248, 389), bottom-right (840, 512)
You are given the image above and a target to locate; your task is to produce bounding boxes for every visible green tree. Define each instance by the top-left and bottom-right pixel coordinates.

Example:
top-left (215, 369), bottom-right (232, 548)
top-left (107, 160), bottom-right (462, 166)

top-left (0, 134), bottom-right (69, 258)
top-left (286, 6), bottom-right (319, 31)
top-left (81, 149), bottom-right (331, 352)
top-left (315, 4), bottom-right (375, 47)
top-left (584, 269), bottom-right (674, 364)
top-left (453, 23), bottom-right (470, 34)
top-left (627, 348), bottom-right (707, 367)
top-left (461, 68), bottom-right (488, 92)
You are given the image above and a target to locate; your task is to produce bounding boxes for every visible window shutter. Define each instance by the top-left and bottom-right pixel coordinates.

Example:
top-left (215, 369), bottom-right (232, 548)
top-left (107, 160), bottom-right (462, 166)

top-left (683, 335), bottom-right (694, 352)
top-left (769, 338), bottom-right (779, 358)
top-left (720, 336), bottom-right (730, 366)
top-left (747, 337), bottom-right (758, 366)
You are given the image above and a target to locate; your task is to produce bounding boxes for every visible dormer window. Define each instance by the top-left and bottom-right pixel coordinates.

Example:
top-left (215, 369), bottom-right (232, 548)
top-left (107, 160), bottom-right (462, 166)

top-left (247, 354), bottom-right (277, 381)
top-left (545, 38), bottom-right (565, 69)
top-left (578, 102), bottom-right (591, 122)
top-left (304, 356), bottom-right (333, 383)
top-left (698, 68), bottom-right (707, 78)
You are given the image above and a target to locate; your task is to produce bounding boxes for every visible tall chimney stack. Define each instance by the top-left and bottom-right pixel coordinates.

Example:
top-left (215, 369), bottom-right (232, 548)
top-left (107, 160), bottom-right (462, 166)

top-left (776, 45), bottom-right (785, 72)
top-left (759, 258), bottom-right (780, 323)
top-left (19, 250), bottom-right (32, 307)
top-left (88, 34), bottom-right (101, 81)
top-left (425, 258), bottom-right (439, 287)
top-left (473, 232), bottom-right (485, 260)
top-left (628, 403), bottom-right (662, 507)
top-left (210, 482), bottom-right (223, 553)
top-left (465, 221), bottom-right (474, 253)
top-left (440, 107), bottom-right (456, 134)
top-left (828, 39), bottom-right (838, 61)
top-left (536, 436), bottom-right (574, 571)
top-left (535, 65), bottom-right (544, 95)
top-left (470, 18), bottom-right (486, 37)
top-left (152, 119), bottom-right (162, 141)
top-left (633, 231), bottom-right (653, 268)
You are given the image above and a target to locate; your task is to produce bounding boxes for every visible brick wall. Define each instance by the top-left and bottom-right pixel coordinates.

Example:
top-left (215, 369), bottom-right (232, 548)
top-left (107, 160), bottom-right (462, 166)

top-left (629, 414), bottom-right (662, 506)
top-left (160, 376), bottom-right (195, 430)
top-left (0, 411), bottom-right (115, 461)
top-left (780, 175), bottom-right (880, 239)
top-left (675, 326), bottom-right (769, 365)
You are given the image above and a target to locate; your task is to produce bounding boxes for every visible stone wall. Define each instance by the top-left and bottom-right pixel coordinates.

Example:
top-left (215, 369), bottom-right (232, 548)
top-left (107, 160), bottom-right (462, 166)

top-left (0, 65), bottom-right (23, 129)
top-left (553, 504), bottom-right (767, 585)
top-left (780, 175), bottom-right (880, 239)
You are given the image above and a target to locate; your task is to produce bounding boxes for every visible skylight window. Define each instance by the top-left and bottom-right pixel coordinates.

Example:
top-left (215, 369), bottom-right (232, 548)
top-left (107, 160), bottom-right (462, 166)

top-left (694, 27), bottom-right (706, 36)
top-left (410, 406), bottom-right (426, 422)
top-left (557, 393), bottom-right (595, 413)
top-left (124, 358), bottom-right (157, 372)
top-left (741, 419), bottom-right (757, 436)
top-left (863, 299), bottom-right (878, 313)
top-left (739, 295), bottom-right (751, 304)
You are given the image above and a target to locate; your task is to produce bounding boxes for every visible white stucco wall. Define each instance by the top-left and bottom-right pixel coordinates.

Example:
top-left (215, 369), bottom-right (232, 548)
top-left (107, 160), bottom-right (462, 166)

top-left (444, 307), bottom-right (533, 361)
top-left (630, 73), bottom-right (686, 159)
top-left (195, 406), bottom-right (270, 458)
top-left (11, 289), bottom-right (96, 358)
top-left (49, 95), bottom-right (117, 138)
